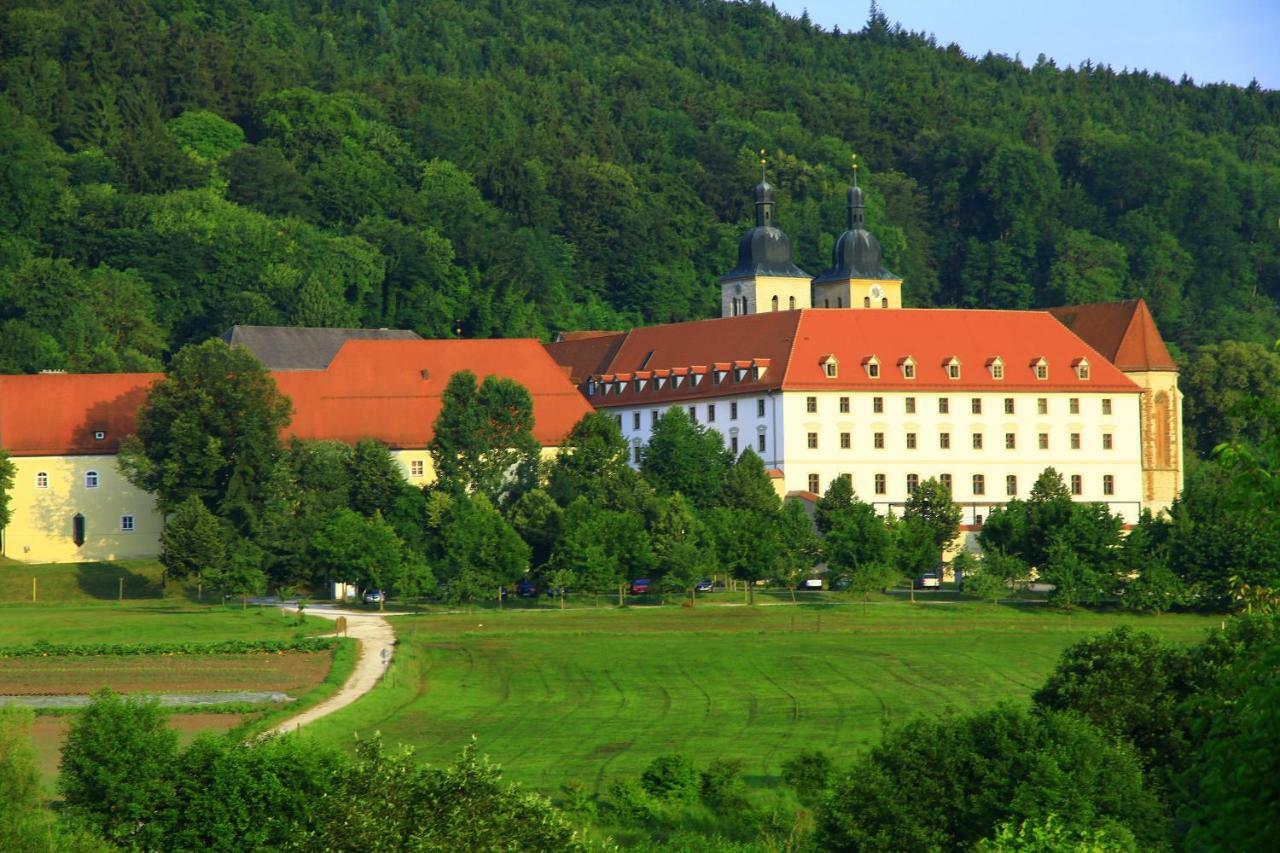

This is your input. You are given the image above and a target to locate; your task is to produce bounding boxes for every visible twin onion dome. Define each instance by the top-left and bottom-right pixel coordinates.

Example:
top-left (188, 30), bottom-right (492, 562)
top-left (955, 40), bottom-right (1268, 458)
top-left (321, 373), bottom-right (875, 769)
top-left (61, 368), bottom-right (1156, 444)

top-left (719, 165), bottom-right (897, 283)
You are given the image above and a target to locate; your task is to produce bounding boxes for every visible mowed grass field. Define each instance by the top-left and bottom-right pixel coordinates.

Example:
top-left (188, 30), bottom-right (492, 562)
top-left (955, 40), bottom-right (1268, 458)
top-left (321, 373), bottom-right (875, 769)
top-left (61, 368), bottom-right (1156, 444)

top-left (304, 602), bottom-right (1218, 792)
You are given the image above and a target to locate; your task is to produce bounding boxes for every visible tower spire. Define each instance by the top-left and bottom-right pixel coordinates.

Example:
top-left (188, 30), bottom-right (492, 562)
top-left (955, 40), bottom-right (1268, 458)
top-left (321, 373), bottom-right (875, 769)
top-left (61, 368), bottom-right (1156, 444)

top-left (848, 153), bottom-right (865, 229)
top-left (753, 148), bottom-right (775, 227)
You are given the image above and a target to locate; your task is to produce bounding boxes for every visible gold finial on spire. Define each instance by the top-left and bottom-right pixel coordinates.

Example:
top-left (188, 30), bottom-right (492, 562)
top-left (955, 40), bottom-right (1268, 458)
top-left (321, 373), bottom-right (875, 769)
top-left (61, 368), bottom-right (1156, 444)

top-left (760, 148), bottom-right (768, 181)
top-left (851, 152), bottom-right (859, 188)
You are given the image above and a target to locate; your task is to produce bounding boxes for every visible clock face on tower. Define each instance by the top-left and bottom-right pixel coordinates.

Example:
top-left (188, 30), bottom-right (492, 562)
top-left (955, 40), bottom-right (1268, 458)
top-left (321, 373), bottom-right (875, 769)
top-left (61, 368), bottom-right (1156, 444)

top-left (869, 284), bottom-right (884, 300)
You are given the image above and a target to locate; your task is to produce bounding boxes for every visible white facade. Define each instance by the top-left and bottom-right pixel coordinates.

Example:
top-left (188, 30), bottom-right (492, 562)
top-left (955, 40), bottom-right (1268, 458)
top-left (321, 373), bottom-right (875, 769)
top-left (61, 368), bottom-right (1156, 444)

top-left (610, 388), bottom-right (1144, 525)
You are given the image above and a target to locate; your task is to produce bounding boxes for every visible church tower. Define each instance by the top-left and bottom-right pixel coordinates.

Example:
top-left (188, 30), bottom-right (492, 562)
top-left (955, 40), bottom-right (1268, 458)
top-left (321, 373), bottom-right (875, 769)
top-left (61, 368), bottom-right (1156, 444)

top-left (812, 165), bottom-right (902, 309)
top-left (719, 158), bottom-right (811, 317)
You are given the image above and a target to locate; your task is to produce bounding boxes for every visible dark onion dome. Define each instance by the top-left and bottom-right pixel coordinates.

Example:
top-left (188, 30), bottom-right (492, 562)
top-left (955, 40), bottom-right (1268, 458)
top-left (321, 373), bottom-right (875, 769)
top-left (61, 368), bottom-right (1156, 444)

top-left (719, 179), bottom-right (810, 280)
top-left (813, 185), bottom-right (899, 284)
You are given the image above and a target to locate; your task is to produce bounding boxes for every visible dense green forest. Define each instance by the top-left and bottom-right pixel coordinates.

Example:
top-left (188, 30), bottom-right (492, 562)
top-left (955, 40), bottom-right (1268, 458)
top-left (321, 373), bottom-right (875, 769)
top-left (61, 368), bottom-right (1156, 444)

top-left (1, 0), bottom-right (1278, 375)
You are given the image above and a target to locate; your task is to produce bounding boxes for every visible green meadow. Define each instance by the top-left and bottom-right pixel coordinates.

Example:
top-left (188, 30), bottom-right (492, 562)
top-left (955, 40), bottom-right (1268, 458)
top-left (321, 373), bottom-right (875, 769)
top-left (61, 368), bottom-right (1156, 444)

top-left (301, 601), bottom-right (1218, 792)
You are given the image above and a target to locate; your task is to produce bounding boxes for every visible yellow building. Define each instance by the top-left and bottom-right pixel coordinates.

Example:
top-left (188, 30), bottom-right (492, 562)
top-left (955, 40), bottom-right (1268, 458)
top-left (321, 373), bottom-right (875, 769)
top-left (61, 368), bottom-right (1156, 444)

top-left (0, 335), bottom-right (594, 564)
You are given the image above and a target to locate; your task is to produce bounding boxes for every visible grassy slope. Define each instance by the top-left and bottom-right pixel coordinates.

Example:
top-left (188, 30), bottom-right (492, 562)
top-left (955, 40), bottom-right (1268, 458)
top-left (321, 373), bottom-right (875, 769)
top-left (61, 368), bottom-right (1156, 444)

top-left (303, 602), bottom-right (1217, 792)
top-left (0, 558), bottom-right (196, 604)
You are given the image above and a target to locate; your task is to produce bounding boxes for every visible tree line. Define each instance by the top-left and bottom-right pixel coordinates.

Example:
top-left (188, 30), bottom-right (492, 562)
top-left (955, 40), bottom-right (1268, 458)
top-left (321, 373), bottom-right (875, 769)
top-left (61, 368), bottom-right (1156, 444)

top-left (0, 1), bottom-right (1277, 452)
top-left (116, 338), bottom-right (1280, 613)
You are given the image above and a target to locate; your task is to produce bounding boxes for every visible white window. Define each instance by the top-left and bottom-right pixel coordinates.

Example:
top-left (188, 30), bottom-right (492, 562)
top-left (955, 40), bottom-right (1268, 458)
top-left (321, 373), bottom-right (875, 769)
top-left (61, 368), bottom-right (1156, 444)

top-left (633, 412), bottom-right (641, 430)
top-left (806, 396), bottom-right (818, 413)
top-left (1076, 359), bottom-right (1091, 380)
top-left (120, 515), bottom-right (135, 532)
top-left (36, 471), bottom-right (49, 489)
top-left (1103, 474), bottom-right (1115, 496)
top-left (1102, 398), bottom-right (1112, 415)
top-left (808, 474), bottom-right (820, 493)
top-left (807, 432), bottom-right (818, 449)
top-left (85, 470), bottom-right (99, 489)
top-left (730, 402), bottom-right (738, 420)
top-left (634, 445), bottom-right (643, 464)
top-left (410, 460), bottom-right (425, 478)
top-left (757, 399), bottom-right (766, 417)
top-left (874, 474), bottom-right (886, 494)
top-left (707, 404), bottom-right (716, 423)
top-left (1037, 397), bottom-right (1048, 415)
top-left (1035, 358), bottom-right (1049, 380)
top-left (946, 357), bottom-right (961, 380)
top-left (906, 474), bottom-right (919, 494)
top-left (901, 357), bottom-right (916, 379)
top-left (758, 432), bottom-right (766, 452)
top-left (989, 358), bottom-right (1004, 380)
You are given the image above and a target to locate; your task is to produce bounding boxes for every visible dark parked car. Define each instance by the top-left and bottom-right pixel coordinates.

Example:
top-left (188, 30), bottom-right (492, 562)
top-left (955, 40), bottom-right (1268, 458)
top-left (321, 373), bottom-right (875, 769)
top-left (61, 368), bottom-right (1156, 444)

top-left (630, 578), bottom-right (651, 595)
top-left (516, 579), bottom-right (538, 598)
top-left (695, 579), bottom-right (714, 593)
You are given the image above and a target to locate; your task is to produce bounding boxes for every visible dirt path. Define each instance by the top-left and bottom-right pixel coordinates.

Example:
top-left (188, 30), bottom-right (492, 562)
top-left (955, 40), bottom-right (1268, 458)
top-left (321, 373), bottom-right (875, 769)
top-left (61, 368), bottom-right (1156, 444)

top-left (266, 604), bottom-right (396, 736)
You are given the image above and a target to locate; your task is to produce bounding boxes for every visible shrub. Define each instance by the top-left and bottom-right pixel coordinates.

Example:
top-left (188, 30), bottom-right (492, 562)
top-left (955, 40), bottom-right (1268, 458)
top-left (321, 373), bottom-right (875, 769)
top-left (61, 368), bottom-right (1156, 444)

top-left (606, 777), bottom-right (660, 825)
top-left (780, 749), bottom-right (833, 806)
top-left (699, 757), bottom-right (748, 813)
top-left (640, 753), bottom-right (699, 803)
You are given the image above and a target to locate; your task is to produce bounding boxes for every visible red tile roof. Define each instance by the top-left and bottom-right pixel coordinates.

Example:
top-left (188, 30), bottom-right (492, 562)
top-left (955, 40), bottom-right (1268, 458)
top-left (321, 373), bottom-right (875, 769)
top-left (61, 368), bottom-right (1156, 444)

top-left (0, 373), bottom-right (161, 456)
top-left (547, 309), bottom-right (1139, 406)
top-left (1048, 299), bottom-right (1177, 372)
top-left (0, 340), bottom-right (592, 456)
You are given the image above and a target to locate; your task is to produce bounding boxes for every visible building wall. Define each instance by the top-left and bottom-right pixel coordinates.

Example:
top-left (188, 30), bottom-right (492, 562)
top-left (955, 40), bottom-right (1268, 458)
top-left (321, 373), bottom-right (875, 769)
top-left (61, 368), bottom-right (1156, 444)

top-left (812, 278), bottom-right (903, 310)
top-left (1, 446), bottom-right (568, 565)
top-left (720, 275), bottom-right (811, 317)
top-left (776, 389), bottom-right (1144, 524)
top-left (1126, 370), bottom-right (1183, 516)
top-left (612, 392), bottom-right (785, 469)
top-left (1, 456), bottom-right (163, 563)
top-left (607, 387), bottom-right (1146, 526)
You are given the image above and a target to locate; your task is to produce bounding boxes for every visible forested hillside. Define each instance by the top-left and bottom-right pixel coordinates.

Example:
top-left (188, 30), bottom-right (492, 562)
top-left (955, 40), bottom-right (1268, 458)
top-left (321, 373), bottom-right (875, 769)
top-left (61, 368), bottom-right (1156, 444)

top-left (1, 0), bottom-right (1278, 375)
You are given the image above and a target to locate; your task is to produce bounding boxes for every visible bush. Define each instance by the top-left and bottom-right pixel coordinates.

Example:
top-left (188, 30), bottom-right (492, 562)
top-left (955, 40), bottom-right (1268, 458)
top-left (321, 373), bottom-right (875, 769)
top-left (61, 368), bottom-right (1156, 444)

top-left (640, 753), bottom-right (700, 803)
top-left (699, 757), bottom-right (748, 813)
top-left (58, 689), bottom-right (179, 848)
top-left (815, 704), bottom-right (1166, 852)
top-left (780, 749), bottom-right (832, 806)
top-left (606, 777), bottom-right (661, 825)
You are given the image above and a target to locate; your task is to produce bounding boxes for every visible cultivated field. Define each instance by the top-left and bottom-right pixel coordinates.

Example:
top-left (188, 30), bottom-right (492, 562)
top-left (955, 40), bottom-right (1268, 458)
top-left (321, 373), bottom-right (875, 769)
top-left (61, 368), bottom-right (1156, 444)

top-left (0, 651), bottom-right (332, 695)
top-left (303, 602), bottom-right (1218, 792)
top-left (0, 601), bottom-right (329, 645)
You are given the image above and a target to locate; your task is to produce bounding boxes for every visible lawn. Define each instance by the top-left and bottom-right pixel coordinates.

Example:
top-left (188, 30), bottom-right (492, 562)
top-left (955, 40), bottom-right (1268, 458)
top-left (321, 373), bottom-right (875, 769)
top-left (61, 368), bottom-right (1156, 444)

top-left (0, 602), bottom-right (329, 646)
top-left (303, 601), bottom-right (1218, 793)
top-left (0, 559), bottom-right (187, 604)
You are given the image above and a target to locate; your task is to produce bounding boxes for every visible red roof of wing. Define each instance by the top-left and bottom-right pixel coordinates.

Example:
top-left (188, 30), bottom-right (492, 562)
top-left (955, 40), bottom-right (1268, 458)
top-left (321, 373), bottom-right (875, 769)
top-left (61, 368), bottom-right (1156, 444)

top-left (274, 339), bottom-right (592, 448)
top-left (544, 331), bottom-right (627, 384)
top-left (0, 340), bottom-right (591, 456)
top-left (548, 309), bottom-right (1139, 406)
top-left (1048, 299), bottom-right (1177, 372)
top-left (0, 373), bottom-right (162, 456)
top-left (787, 310), bottom-right (1137, 391)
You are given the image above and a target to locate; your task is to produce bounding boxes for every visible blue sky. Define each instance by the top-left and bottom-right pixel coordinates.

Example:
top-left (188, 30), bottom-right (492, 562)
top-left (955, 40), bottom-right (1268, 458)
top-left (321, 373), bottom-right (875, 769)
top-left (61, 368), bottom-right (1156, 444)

top-left (772, 0), bottom-right (1280, 89)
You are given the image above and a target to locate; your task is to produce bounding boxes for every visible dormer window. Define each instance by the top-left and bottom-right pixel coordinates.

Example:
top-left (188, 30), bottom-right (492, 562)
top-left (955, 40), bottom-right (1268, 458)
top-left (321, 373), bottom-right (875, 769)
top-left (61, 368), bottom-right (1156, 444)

top-left (673, 374), bottom-right (685, 388)
top-left (655, 376), bottom-right (668, 390)
top-left (93, 430), bottom-right (106, 441)
top-left (1033, 357), bottom-right (1049, 381)
top-left (691, 373), bottom-right (704, 387)
top-left (820, 355), bottom-right (839, 379)
top-left (587, 379), bottom-right (598, 396)
top-left (635, 378), bottom-right (647, 392)
top-left (1074, 358), bottom-right (1091, 380)
top-left (988, 357), bottom-right (1004, 381)
top-left (900, 357), bottom-right (916, 380)
top-left (864, 356), bottom-right (881, 379)
top-left (945, 357), bottom-right (961, 380)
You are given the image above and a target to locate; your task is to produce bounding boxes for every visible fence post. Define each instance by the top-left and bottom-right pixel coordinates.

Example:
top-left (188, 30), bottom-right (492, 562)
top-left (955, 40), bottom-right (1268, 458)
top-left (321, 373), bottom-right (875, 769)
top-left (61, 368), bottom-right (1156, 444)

top-left (32, 577), bottom-right (37, 603)
top-left (119, 577), bottom-right (124, 602)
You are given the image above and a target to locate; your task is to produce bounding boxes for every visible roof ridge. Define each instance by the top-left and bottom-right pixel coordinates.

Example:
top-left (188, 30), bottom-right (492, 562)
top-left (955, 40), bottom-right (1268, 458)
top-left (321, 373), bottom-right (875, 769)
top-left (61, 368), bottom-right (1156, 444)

top-left (781, 311), bottom-right (806, 385)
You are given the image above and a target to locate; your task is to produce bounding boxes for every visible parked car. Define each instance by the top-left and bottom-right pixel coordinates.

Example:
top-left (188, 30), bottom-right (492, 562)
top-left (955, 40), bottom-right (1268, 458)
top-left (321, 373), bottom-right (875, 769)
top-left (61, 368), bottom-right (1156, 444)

top-left (798, 578), bottom-right (824, 590)
top-left (630, 578), bottom-right (651, 595)
top-left (915, 572), bottom-right (941, 590)
top-left (516, 579), bottom-right (538, 598)
top-left (695, 579), bottom-right (714, 593)
top-left (831, 577), bottom-right (850, 591)
top-left (363, 590), bottom-right (385, 604)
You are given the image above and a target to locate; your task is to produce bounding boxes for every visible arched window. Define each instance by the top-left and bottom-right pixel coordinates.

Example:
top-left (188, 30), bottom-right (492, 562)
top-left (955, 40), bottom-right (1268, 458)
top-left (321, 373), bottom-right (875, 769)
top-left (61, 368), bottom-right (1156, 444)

top-left (35, 472), bottom-right (48, 489)
top-left (837, 297), bottom-right (843, 308)
top-left (788, 296), bottom-right (796, 310)
top-left (863, 296), bottom-right (871, 307)
top-left (85, 470), bottom-right (99, 489)
top-left (72, 513), bottom-right (86, 547)
top-left (881, 297), bottom-right (888, 308)
top-left (824, 298), bottom-right (830, 308)
top-left (771, 295), bottom-right (779, 312)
